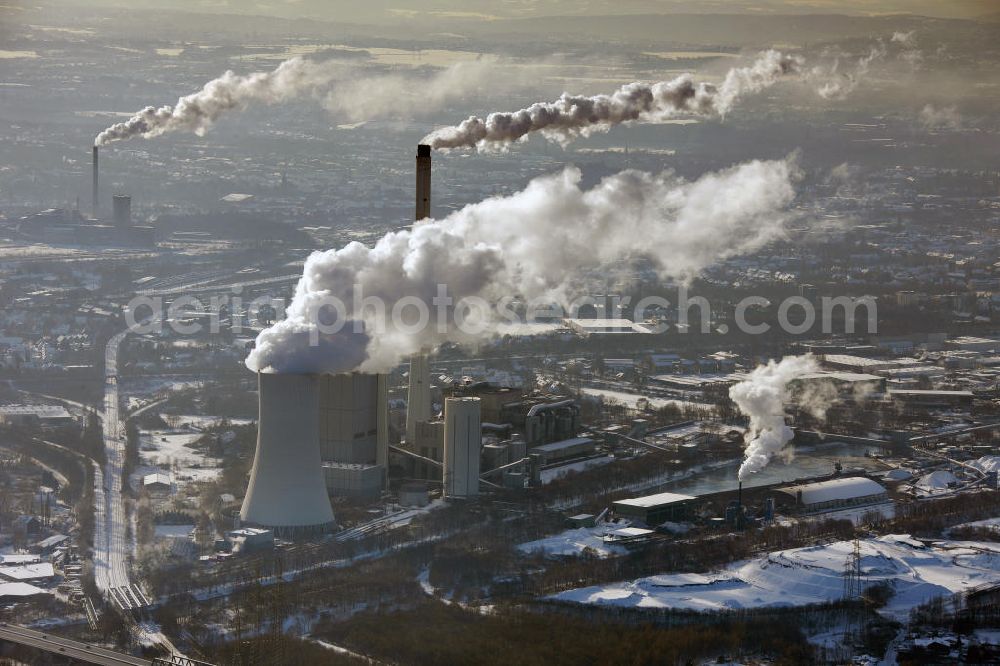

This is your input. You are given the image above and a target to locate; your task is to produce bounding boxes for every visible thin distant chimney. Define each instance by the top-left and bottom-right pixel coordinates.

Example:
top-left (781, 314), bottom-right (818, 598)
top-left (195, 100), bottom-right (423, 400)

top-left (92, 146), bottom-right (99, 218)
top-left (415, 144), bottom-right (431, 222)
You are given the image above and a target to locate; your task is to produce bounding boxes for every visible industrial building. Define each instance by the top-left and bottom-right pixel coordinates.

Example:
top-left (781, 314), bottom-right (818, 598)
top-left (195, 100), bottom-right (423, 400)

top-left (792, 371), bottom-right (886, 396)
top-left (226, 527), bottom-right (274, 554)
top-left (776, 477), bottom-right (889, 514)
top-left (444, 397), bottom-right (481, 498)
top-left (112, 194), bottom-right (131, 227)
top-left (612, 491), bottom-right (697, 526)
top-left (889, 389), bottom-right (975, 409)
top-left (312, 372), bottom-right (390, 501)
top-left (530, 436), bottom-right (597, 466)
top-left (0, 405), bottom-right (75, 428)
top-left (564, 318), bottom-right (654, 336)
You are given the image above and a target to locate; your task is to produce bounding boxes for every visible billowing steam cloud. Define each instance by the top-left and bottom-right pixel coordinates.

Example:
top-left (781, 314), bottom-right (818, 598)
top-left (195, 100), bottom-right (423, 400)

top-left (422, 50), bottom-right (801, 151)
top-left (95, 57), bottom-right (509, 146)
top-left (246, 157), bottom-right (799, 374)
top-left (730, 355), bottom-right (820, 480)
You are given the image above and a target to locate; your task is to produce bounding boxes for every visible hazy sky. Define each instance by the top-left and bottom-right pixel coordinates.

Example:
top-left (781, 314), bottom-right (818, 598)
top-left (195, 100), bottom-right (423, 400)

top-left (37, 0), bottom-right (1000, 21)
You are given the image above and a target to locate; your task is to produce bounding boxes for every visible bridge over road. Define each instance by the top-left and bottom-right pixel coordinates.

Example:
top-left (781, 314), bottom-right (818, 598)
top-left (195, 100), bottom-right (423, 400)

top-left (0, 623), bottom-right (213, 666)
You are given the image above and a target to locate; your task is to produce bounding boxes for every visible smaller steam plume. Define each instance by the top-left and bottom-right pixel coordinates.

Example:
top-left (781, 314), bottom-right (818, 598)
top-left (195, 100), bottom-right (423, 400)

top-left (920, 104), bottom-right (962, 130)
top-left (891, 31), bottom-right (915, 45)
top-left (813, 44), bottom-right (887, 100)
top-left (95, 57), bottom-right (339, 146)
top-left (422, 50), bottom-right (801, 151)
top-left (730, 355), bottom-right (822, 480)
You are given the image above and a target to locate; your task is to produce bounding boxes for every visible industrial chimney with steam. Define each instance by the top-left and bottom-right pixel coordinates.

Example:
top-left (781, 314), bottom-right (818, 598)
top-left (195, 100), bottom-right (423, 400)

top-left (406, 144), bottom-right (433, 443)
top-left (92, 146), bottom-right (99, 218)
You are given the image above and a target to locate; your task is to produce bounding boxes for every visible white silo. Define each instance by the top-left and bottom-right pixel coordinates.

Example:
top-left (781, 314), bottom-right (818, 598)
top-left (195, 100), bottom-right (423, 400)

top-left (444, 397), bottom-right (481, 498)
top-left (240, 372), bottom-right (336, 535)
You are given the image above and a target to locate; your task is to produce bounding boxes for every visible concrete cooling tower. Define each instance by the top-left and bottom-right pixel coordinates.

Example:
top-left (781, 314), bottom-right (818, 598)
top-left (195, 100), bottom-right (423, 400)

top-left (240, 372), bottom-right (336, 535)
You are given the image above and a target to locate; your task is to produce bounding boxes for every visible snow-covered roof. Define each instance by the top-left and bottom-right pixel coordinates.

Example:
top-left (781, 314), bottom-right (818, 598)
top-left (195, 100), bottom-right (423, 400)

top-left (609, 527), bottom-right (654, 537)
top-left (143, 472), bottom-right (171, 486)
top-left (614, 491), bottom-right (696, 509)
top-left (0, 582), bottom-right (48, 598)
top-left (0, 562), bottom-right (55, 581)
top-left (779, 477), bottom-right (887, 505)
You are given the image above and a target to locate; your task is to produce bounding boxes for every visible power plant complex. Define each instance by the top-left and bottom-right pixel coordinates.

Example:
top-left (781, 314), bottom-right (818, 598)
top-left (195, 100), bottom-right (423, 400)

top-left (240, 145), bottom-right (484, 534)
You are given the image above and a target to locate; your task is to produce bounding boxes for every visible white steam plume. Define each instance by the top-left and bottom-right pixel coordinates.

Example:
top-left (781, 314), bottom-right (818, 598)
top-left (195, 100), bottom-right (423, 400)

top-left (323, 58), bottom-right (509, 124)
top-left (891, 31), bottom-right (915, 45)
top-left (95, 57), bottom-right (338, 146)
top-left (246, 157), bottom-right (799, 374)
top-left (919, 104), bottom-right (962, 130)
top-left (812, 43), bottom-right (887, 100)
top-left (95, 57), bottom-right (508, 146)
top-left (422, 49), bottom-right (801, 151)
top-left (730, 355), bottom-right (819, 480)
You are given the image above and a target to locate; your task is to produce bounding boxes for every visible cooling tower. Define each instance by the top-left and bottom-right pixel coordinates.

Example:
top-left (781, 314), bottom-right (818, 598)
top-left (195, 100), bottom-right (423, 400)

top-left (407, 144), bottom-right (433, 442)
top-left (444, 397), bottom-right (481, 498)
top-left (240, 372), bottom-right (336, 534)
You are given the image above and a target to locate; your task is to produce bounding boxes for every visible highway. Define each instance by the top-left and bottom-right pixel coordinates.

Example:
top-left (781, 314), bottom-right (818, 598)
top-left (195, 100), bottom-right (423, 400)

top-left (0, 623), bottom-right (150, 666)
top-left (95, 329), bottom-right (130, 598)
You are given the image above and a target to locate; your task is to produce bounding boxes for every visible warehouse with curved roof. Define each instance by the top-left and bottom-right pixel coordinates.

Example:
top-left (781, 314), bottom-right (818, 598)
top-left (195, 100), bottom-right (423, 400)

top-left (777, 477), bottom-right (888, 514)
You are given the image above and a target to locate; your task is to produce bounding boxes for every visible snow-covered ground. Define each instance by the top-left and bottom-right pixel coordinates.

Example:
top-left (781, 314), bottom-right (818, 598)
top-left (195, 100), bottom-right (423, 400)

top-left (170, 414), bottom-right (253, 429)
top-left (805, 501), bottom-right (895, 526)
top-left (579, 387), bottom-right (713, 411)
top-left (518, 524), bottom-right (631, 559)
top-left (947, 516), bottom-right (1000, 534)
top-left (540, 456), bottom-right (615, 484)
top-left (551, 535), bottom-right (1000, 619)
top-left (139, 430), bottom-right (221, 483)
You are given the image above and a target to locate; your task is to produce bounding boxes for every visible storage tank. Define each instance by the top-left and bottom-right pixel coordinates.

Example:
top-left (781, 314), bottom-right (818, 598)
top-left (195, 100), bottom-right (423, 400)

top-left (444, 397), bottom-right (481, 497)
top-left (240, 372), bottom-right (336, 535)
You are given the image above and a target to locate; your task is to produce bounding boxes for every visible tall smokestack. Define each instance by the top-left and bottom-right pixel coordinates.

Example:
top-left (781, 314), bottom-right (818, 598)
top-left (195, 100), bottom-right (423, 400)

top-left (92, 146), bottom-right (99, 218)
top-left (415, 144), bottom-right (431, 220)
top-left (407, 145), bottom-right (433, 442)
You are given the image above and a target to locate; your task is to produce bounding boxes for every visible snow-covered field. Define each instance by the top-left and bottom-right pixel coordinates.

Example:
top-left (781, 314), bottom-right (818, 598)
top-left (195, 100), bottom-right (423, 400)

top-left (551, 535), bottom-right (1000, 619)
